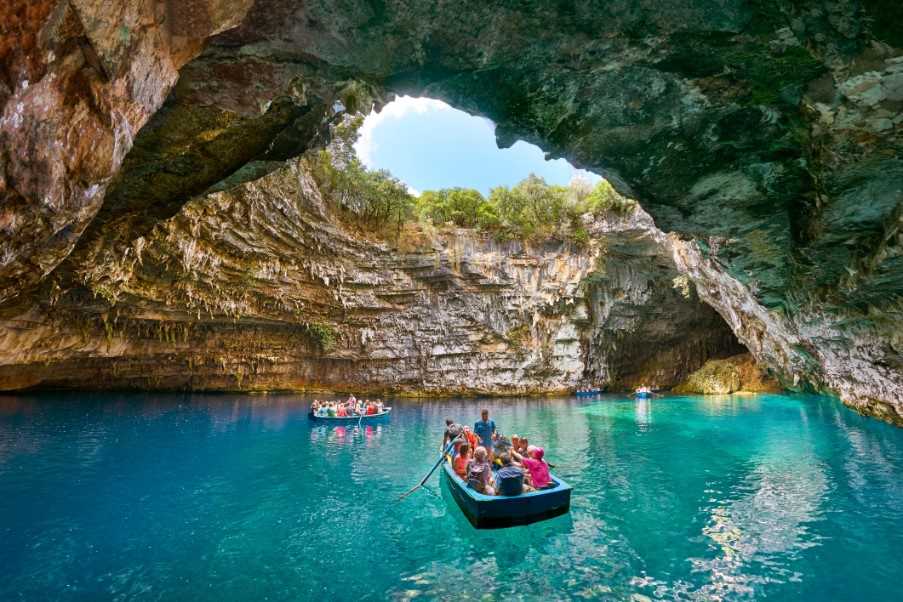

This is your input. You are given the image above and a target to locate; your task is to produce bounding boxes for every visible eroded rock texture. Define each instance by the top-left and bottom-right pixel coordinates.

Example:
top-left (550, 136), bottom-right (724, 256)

top-left (674, 353), bottom-right (781, 395)
top-left (0, 159), bottom-right (739, 394)
top-left (0, 0), bottom-right (254, 302)
top-left (1, 1), bottom-right (901, 421)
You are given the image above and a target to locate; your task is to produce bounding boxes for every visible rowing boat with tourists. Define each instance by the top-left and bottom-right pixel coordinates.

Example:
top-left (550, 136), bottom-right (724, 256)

top-left (309, 395), bottom-right (391, 421)
top-left (401, 408), bottom-right (571, 528)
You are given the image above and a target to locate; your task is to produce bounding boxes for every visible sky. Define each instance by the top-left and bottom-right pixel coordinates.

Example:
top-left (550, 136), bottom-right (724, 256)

top-left (354, 96), bottom-right (600, 196)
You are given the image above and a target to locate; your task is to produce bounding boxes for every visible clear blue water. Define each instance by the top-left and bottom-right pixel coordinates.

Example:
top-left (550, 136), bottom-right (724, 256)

top-left (1, 392), bottom-right (902, 601)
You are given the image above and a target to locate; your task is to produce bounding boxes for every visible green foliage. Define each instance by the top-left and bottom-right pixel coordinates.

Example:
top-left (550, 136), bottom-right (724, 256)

top-left (305, 322), bottom-right (337, 352)
top-left (416, 188), bottom-right (496, 229)
top-left (506, 324), bottom-right (532, 350)
top-left (415, 174), bottom-right (634, 243)
top-left (307, 115), bottom-right (634, 245)
top-left (582, 180), bottom-right (635, 215)
top-left (307, 115), bottom-right (414, 234)
top-left (570, 226), bottom-right (590, 247)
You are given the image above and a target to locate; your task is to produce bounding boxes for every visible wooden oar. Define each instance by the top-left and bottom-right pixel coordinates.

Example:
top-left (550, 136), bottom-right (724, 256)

top-left (399, 437), bottom-right (460, 500)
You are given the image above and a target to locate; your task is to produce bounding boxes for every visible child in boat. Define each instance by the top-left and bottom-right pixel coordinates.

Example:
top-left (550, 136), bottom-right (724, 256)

top-left (466, 446), bottom-right (495, 495)
top-left (453, 443), bottom-right (471, 478)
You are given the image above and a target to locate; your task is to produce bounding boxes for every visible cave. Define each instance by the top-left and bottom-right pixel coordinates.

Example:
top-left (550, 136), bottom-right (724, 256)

top-left (1, 0), bottom-right (901, 423)
top-left (4, 3), bottom-right (903, 599)
top-left (0, 88), bottom-right (749, 396)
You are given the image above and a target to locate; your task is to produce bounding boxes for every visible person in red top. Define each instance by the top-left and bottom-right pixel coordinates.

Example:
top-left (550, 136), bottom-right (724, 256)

top-left (366, 401), bottom-right (376, 415)
top-left (453, 443), bottom-right (472, 478)
top-left (337, 405), bottom-right (347, 417)
top-left (463, 426), bottom-right (478, 451)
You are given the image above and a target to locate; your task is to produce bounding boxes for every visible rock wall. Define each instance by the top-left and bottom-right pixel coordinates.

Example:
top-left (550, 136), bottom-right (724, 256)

top-left (2, 1), bottom-right (901, 420)
top-left (0, 0), bottom-right (253, 302)
top-left (674, 353), bottom-right (781, 395)
top-left (0, 158), bottom-right (740, 394)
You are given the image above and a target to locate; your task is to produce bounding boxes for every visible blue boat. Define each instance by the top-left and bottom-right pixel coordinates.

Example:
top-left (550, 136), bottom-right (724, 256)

top-left (441, 457), bottom-right (571, 528)
top-left (575, 389), bottom-right (601, 397)
top-left (308, 407), bottom-right (392, 421)
top-left (634, 391), bottom-right (651, 399)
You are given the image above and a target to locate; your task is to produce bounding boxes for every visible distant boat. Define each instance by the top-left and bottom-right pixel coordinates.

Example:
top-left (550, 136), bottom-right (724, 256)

top-left (575, 389), bottom-right (602, 397)
top-left (441, 457), bottom-right (571, 529)
top-left (634, 390), bottom-right (652, 399)
top-left (308, 408), bottom-right (392, 421)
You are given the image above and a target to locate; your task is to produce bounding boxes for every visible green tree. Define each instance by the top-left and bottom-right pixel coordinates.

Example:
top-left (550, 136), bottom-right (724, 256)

top-left (415, 188), bottom-right (490, 228)
top-left (307, 114), bottom-right (415, 234)
top-left (584, 180), bottom-right (633, 215)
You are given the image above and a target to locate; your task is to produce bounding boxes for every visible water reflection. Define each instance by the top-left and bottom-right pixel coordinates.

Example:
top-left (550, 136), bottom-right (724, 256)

top-left (309, 424), bottom-right (384, 445)
top-left (634, 397), bottom-right (651, 431)
top-left (663, 402), bottom-right (829, 600)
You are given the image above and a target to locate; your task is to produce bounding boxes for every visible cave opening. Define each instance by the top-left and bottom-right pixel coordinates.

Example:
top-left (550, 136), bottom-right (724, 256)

top-left (2, 0), bottom-right (901, 418)
top-left (0, 79), bottom-right (755, 395)
top-left (352, 95), bottom-right (600, 195)
top-left (338, 95), bottom-right (753, 392)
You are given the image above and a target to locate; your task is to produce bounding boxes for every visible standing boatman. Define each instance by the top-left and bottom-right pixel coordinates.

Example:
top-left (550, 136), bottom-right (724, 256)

top-left (474, 409), bottom-right (496, 457)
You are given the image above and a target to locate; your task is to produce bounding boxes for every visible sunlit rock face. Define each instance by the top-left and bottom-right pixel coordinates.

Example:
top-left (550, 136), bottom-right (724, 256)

top-left (2, 1), bottom-right (901, 419)
top-left (674, 353), bottom-right (781, 395)
top-left (0, 159), bottom-right (739, 394)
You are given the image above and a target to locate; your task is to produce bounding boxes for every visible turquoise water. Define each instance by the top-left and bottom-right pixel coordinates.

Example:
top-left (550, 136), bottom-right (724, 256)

top-left (1, 393), bottom-right (902, 600)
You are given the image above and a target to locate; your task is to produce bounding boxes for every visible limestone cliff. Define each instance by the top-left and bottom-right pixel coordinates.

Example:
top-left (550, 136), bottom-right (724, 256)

top-left (0, 158), bottom-right (739, 394)
top-left (2, 1), bottom-right (901, 421)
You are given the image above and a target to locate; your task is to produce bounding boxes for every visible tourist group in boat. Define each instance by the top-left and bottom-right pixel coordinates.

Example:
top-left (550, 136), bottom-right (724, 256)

top-left (310, 395), bottom-right (386, 417)
top-left (443, 409), bottom-right (552, 497)
top-left (634, 385), bottom-right (653, 398)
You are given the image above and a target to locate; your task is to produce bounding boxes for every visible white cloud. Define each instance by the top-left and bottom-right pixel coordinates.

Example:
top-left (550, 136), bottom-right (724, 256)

top-left (354, 96), bottom-right (455, 168)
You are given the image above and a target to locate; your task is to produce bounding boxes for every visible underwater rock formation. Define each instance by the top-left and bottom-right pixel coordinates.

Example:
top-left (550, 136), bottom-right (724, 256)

top-left (1, 1), bottom-right (901, 421)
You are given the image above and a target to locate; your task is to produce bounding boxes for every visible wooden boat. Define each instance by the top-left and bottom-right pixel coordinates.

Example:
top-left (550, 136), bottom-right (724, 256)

top-left (575, 389), bottom-right (601, 397)
top-left (308, 407), bottom-right (392, 421)
top-left (441, 457), bottom-right (571, 528)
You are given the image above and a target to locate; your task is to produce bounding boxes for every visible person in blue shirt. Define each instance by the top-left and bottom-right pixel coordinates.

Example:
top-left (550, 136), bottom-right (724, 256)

top-left (495, 453), bottom-right (531, 496)
top-left (474, 409), bottom-right (496, 457)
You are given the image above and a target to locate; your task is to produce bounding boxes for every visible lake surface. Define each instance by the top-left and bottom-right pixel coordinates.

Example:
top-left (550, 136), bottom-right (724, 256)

top-left (1, 392), bottom-right (902, 601)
